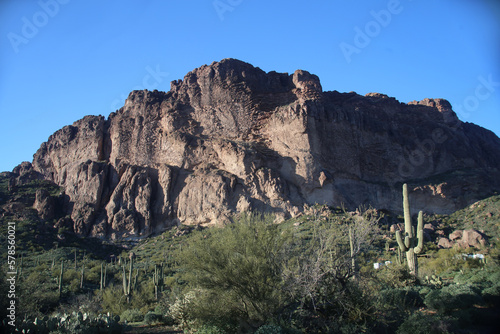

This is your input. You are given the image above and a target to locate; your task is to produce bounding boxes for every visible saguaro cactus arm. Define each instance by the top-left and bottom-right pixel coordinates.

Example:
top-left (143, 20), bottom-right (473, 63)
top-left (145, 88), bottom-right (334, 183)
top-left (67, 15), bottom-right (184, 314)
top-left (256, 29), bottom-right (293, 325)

top-left (59, 260), bottom-right (64, 298)
top-left (122, 265), bottom-right (127, 296)
top-left (395, 230), bottom-right (408, 252)
top-left (414, 211), bottom-right (424, 254)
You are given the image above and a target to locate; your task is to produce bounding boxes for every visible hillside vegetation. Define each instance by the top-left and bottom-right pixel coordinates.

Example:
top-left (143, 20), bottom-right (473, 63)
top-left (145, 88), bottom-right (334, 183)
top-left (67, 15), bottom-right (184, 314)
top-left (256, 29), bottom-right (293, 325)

top-left (1, 174), bottom-right (499, 333)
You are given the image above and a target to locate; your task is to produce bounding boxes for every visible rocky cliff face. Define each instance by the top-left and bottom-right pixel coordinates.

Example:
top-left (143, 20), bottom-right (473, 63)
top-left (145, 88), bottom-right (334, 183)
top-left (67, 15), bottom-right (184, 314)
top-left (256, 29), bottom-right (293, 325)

top-left (24, 59), bottom-right (500, 238)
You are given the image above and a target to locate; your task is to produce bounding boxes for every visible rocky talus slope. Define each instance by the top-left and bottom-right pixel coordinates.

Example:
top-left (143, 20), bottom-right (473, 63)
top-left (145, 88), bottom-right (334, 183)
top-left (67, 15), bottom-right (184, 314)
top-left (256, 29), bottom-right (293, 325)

top-left (8, 59), bottom-right (500, 239)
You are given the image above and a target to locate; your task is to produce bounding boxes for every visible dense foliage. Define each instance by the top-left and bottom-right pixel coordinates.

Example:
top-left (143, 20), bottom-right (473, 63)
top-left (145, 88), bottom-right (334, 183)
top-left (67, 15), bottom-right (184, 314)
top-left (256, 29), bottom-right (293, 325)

top-left (1, 174), bottom-right (499, 333)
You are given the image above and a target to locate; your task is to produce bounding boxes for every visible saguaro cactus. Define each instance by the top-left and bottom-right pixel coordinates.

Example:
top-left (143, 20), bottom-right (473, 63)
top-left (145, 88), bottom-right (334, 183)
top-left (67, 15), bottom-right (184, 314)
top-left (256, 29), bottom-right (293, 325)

top-left (100, 263), bottom-right (104, 290)
top-left (59, 260), bottom-right (64, 298)
top-left (80, 264), bottom-right (85, 289)
top-left (153, 263), bottom-right (165, 300)
top-left (122, 255), bottom-right (134, 303)
top-left (349, 226), bottom-right (357, 280)
top-left (395, 184), bottom-right (424, 276)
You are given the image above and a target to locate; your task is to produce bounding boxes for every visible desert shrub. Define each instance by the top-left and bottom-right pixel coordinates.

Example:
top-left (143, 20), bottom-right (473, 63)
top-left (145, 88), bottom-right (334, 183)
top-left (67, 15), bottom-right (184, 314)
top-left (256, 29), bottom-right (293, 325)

top-left (482, 284), bottom-right (500, 305)
top-left (154, 303), bottom-right (168, 316)
top-left (336, 323), bottom-right (371, 334)
top-left (443, 284), bottom-right (483, 308)
top-left (143, 311), bottom-right (162, 325)
top-left (423, 289), bottom-right (444, 313)
top-left (255, 324), bottom-right (283, 334)
top-left (62, 268), bottom-right (80, 284)
top-left (418, 286), bottom-right (432, 296)
top-left (155, 297), bottom-right (175, 325)
top-left (121, 308), bottom-right (143, 323)
top-left (100, 280), bottom-right (155, 316)
top-left (424, 284), bottom-right (483, 314)
top-left (196, 324), bottom-right (227, 334)
top-left (375, 263), bottom-right (419, 288)
top-left (168, 289), bottom-right (239, 333)
top-left (18, 269), bottom-right (60, 317)
top-left (178, 214), bottom-right (289, 328)
top-left (101, 285), bottom-right (127, 316)
top-left (396, 312), bottom-right (457, 334)
top-left (86, 263), bottom-right (103, 284)
top-left (378, 288), bottom-right (423, 310)
top-left (68, 278), bottom-right (81, 293)
top-left (168, 290), bottom-right (197, 330)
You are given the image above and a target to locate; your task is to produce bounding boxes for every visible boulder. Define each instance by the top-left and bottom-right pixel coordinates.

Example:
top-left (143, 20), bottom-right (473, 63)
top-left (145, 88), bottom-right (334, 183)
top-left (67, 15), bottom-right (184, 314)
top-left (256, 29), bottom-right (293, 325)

top-left (449, 230), bottom-right (463, 241)
top-left (438, 237), bottom-right (454, 249)
top-left (458, 229), bottom-right (488, 248)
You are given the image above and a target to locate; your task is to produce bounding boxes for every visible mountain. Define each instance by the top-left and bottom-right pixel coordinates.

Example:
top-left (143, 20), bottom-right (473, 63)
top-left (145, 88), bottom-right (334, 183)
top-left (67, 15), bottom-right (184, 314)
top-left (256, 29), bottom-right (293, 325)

top-left (7, 58), bottom-right (500, 239)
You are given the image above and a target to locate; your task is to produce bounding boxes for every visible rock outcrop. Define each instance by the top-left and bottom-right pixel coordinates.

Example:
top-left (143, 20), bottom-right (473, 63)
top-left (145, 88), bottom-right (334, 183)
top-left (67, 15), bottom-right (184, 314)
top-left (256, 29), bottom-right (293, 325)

top-left (437, 229), bottom-right (488, 249)
top-left (33, 189), bottom-right (55, 220)
top-left (19, 58), bottom-right (500, 238)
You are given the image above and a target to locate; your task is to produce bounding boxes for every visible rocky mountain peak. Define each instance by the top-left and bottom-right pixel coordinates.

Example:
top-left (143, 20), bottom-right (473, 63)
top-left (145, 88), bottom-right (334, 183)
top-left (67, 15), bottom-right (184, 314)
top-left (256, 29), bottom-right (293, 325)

top-left (15, 58), bottom-right (500, 239)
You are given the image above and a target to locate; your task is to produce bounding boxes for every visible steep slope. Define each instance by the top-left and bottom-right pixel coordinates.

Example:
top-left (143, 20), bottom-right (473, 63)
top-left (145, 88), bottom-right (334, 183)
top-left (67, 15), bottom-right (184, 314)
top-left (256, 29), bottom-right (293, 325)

top-left (13, 58), bottom-right (500, 238)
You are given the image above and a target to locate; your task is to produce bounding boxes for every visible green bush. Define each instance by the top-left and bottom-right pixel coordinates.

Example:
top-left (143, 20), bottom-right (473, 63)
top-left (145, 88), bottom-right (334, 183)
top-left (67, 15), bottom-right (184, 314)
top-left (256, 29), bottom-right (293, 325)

top-left (375, 263), bottom-right (419, 288)
top-left (120, 308), bottom-right (143, 323)
top-left (424, 284), bottom-right (483, 314)
top-left (143, 311), bottom-right (163, 325)
top-left (196, 324), bottom-right (227, 334)
top-left (396, 312), bottom-right (457, 334)
top-left (482, 284), bottom-right (500, 306)
top-left (379, 288), bottom-right (423, 309)
top-left (337, 323), bottom-right (370, 334)
top-left (255, 324), bottom-right (283, 334)
top-left (178, 213), bottom-right (289, 327)
top-left (418, 286), bottom-right (432, 296)
top-left (154, 302), bottom-right (175, 325)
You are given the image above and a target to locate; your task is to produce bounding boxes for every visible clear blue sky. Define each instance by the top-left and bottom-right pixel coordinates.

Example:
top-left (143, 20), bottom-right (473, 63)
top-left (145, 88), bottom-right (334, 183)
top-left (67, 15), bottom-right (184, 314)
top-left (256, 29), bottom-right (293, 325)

top-left (1, 0), bottom-right (499, 172)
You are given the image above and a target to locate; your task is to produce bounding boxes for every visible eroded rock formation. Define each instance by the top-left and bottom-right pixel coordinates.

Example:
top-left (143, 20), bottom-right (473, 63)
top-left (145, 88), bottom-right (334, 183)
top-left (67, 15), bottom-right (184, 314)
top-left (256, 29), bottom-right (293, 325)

top-left (18, 58), bottom-right (500, 238)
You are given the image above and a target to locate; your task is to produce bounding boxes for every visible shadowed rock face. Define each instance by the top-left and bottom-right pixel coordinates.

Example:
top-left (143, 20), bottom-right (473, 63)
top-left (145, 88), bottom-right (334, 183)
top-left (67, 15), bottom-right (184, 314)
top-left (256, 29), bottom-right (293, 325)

top-left (25, 58), bottom-right (500, 238)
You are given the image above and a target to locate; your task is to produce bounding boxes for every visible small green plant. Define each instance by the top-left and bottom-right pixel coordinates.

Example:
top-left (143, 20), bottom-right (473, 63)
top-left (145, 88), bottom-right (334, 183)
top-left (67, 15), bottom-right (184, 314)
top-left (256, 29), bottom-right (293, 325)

top-left (121, 308), bottom-right (143, 323)
top-left (425, 274), bottom-right (443, 288)
top-left (143, 311), bottom-right (163, 325)
top-left (396, 312), bottom-right (457, 334)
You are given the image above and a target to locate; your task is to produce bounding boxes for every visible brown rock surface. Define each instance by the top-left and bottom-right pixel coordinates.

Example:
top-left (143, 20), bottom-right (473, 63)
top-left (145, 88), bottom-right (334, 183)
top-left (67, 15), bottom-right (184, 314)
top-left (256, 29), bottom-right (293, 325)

top-left (24, 58), bottom-right (500, 238)
top-left (449, 230), bottom-right (463, 241)
top-left (438, 237), bottom-right (454, 249)
top-left (33, 189), bottom-right (55, 220)
top-left (457, 229), bottom-right (488, 248)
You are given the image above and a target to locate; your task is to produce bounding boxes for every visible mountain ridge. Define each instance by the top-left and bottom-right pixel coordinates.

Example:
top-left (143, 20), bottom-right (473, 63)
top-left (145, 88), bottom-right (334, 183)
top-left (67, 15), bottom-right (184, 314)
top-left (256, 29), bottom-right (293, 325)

top-left (7, 58), bottom-right (500, 239)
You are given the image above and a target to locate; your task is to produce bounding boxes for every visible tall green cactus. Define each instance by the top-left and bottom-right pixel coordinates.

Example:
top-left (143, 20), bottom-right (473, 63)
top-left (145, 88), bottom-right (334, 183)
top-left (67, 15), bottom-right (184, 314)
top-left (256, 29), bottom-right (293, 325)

top-left (74, 248), bottom-right (77, 270)
top-left (100, 263), bottom-right (104, 291)
top-left (395, 184), bottom-right (424, 276)
top-left (153, 263), bottom-right (165, 300)
top-left (349, 226), bottom-right (357, 280)
top-left (122, 265), bottom-right (127, 297)
top-left (128, 256), bottom-right (133, 297)
top-left (80, 264), bottom-right (85, 289)
top-left (122, 255), bottom-right (134, 303)
top-left (59, 260), bottom-right (64, 298)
